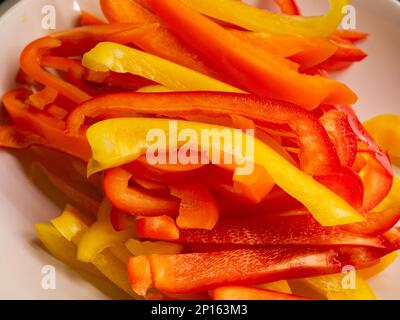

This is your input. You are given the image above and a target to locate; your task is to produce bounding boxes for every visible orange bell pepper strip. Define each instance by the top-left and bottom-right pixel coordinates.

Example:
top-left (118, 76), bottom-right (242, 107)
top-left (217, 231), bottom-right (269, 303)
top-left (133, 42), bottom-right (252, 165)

top-left (212, 286), bottom-right (308, 300)
top-left (169, 182), bottom-right (219, 230)
top-left (20, 37), bottom-right (92, 104)
top-left (2, 89), bottom-right (91, 160)
top-left (46, 104), bottom-right (68, 120)
top-left (136, 215), bottom-right (180, 241)
top-left (127, 255), bottom-right (153, 297)
top-left (150, 0), bottom-right (357, 109)
top-left (104, 167), bottom-right (180, 216)
top-left (27, 86), bottom-right (58, 110)
top-left (67, 92), bottom-right (341, 176)
top-left (79, 10), bottom-right (105, 26)
top-left (329, 34), bottom-right (368, 62)
top-left (334, 30), bottom-right (369, 42)
top-left (100, 0), bottom-right (158, 24)
top-left (0, 125), bottom-right (45, 149)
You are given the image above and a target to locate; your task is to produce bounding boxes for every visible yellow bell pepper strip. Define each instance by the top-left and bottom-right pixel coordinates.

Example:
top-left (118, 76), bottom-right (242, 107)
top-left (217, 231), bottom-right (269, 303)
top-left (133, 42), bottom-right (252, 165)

top-left (364, 115), bottom-right (400, 158)
top-left (51, 205), bottom-right (138, 298)
top-left (178, 0), bottom-right (348, 37)
top-left (35, 223), bottom-right (103, 278)
top-left (150, 0), bottom-right (357, 109)
top-left (108, 245), bottom-right (133, 264)
top-left (125, 239), bottom-right (183, 256)
top-left (375, 177), bottom-right (400, 211)
top-left (358, 251), bottom-right (399, 280)
top-left (87, 118), bottom-right (364, 226)
top-left (211, 286), bottom-right (309, 300)
top-left (257, 281), bottom-right (292, 294)
top-left (77, 212), bottom-right (135, 263)
top-left (293, 273), bottom-right (376, 300)
top-left (82, 42), bottom-right (243, 93)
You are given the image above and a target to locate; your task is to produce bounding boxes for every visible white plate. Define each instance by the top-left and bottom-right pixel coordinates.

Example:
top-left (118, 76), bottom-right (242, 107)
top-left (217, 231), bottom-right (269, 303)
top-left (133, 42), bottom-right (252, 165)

top-left (0, 0), bottom-right (399, 300)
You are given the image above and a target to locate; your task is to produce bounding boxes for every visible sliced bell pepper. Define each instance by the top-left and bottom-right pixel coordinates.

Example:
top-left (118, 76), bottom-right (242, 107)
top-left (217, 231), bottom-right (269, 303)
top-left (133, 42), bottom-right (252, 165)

top-left (127, 255), bottom-right (153, 296)
top-left (136, 215), bottom-right (180, 241)
top-left (364, 115), bottom-right (400, 158)
top-left (211, 286), bottom-right (308, 300)
top-left (104, 167), bottom-right (180, 216)
top-left (82, 42), bottom-right (243, 93)
top-left (358, 251), bottom-right (398, 279)
top-left (46, 104), bottom-right (68, 120)
top-left (0, 125), bottom-right (45, 149)
top-left (100, 0), bottom-right (158, 24)
top-left (256, 280), bottom-right (292, 294)
top-left (274, 0), bottom-right (300, 15)
top-left (314, 167), bottom-right (364, 209)
top-left (340, 206), bottom-right (400, 236)
top-left (125, 239), bottom-right (183, 256)
top-left (27, 86), bottom-right (58, 110)
top-left (293, 273), bottom-right (376, 300)
top-left (67, 92), bottom-right (341, 176)
top-left (77, 206), bottom-right (135, 263)
top-left (375, 177), bottom-right (400, 211)
top-left (132, 246), bottom-right (382, 295)
top-left (79, 10), bottom-right (105, 26)
top-left (150, 0), bottom-right (357, 109)
top-left (35, 223), bottom-right (102, 278)
top-left (176, 0), bottom-right (347, 37)
top-left (20, 37), bottom-right (91, 104)
top-left (320, 109), bottom-right (357, 167)
top-left (110, 207), bottom-right (136, 232)
top-left (136, 85), bottom-right (172, 93)
top-left (3, 89), bottom-right (91, 160)
top-left (334, 30), bottom-right (369, 42)
top-left (169, 182), bottom-right (219, 230)
top-left (328, 34), bottom-right (368, 63)
top-left (87, 117), bottom-right (363, 226)
top-left (177, 213), bottom-right (385, 248)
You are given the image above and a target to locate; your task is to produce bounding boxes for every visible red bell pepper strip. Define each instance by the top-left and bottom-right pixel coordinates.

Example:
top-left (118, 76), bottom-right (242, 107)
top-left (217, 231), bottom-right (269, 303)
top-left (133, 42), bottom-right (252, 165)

top-left (274, 0), bottom-right (300, 15)
top-left (320, 109), bottom-right (357, 167)
top-left (314, 167), bottom-right (363, 209)
top-left (27, 86), bottom-right (58, 110)
top-left (20, 37), bottom-right (92, 104)
top-left (103, 167), bottom-right (180, 217)
top-left (150, 0), bottom-right (357, 109)
top-left (131, 246), bottom-right (383, 294)
top-left (2, 89), bottom-right (91, 160)
top-left (110, 207), bottom-right (136, 232)
top-left (212, 286), bottom-right (309, 300)
top-left (169, 182), bottom-right (219, 230)
top-left (329, 35), bottom-right (368, 63)
top-left (136, 215), bottom-right (180, 241)
top-left (176, 213), bottom-right (385, 248)
top-left (66, 92), bottom-right (341, 176)
top-left (341, 206), bottom-right (400, 236)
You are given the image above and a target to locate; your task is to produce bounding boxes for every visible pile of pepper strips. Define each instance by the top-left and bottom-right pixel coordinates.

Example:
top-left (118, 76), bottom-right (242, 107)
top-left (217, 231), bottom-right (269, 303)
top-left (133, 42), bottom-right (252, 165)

top-left (1, 0), bottom-right (400, 300)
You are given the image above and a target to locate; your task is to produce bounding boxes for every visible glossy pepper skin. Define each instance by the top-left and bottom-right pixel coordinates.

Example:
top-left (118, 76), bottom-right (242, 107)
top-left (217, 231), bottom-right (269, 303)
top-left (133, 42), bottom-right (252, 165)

top-left (149, 0), bottom-right (357, 109)
top-left (86, 117), bottom-right (364, 226)
top-left (128, 246), bottom-right (385, 295)
top-left (67, 91), bottom-right (341, 176)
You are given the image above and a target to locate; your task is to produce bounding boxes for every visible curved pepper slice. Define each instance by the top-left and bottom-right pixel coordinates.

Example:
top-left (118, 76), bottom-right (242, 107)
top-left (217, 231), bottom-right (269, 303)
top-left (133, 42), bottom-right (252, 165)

top-left (3, 89), bottom-right (91, 160)
top-left (137, 215), bottom-right (180, 241)
top-left (130, 246), bottom-right (381, 295)
top-left (67, 92), bottom-right (341, 175)
top-left (104, 167), bottom-right (180, 217)
top-left (20, 37), bottom-right (91, 104)
top-left (87, 118), bottom-right (363, 226)
top-left (177, 214), bottom-right (385, 248)
top-left (150, 0), bottom-right (357, 109)
top-left (82, 42), bottom-right (243, 93)
top-left (375, 177), bottom-right (400, 211)
top-left (169, 182), bottom-right (219, 230)
top-left (176, 0), bottom-right (347, 37)
top-left (212, 286), bottom-right (308, 300)
top-left (274, 0), bottom-right (300, 15)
